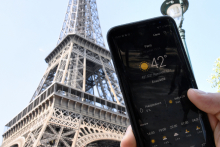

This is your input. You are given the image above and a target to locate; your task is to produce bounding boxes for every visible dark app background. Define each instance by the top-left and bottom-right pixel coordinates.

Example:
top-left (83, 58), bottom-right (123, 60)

top-left (113, 20), bottom-right (206, 147)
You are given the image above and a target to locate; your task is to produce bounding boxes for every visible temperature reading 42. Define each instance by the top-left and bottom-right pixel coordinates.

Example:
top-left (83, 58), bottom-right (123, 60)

top-left (152, 55), bottom-right (167, 68)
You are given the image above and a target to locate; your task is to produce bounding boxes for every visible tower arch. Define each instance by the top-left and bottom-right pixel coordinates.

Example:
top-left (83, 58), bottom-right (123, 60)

top-left (10, 145), bottom-right (18, 147)
top-left (75, 133), bottom-right (122, 147)
top-left (7, 137), bottom-right (25, 147)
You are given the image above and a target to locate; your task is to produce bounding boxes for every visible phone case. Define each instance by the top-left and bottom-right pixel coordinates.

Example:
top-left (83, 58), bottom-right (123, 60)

top-left (107, 16), bottom-right (215, 147)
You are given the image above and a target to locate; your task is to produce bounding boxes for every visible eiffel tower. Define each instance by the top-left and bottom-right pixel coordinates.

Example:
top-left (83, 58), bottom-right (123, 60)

top-left (1, 0), bottom-right (129, 146)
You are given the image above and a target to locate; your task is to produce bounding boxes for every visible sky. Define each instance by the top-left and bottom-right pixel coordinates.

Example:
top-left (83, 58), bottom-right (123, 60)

top-left (0, 0), bottom-right (220, 144)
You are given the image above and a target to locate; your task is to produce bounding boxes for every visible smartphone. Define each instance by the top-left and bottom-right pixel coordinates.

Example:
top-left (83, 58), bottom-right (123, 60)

top-left (107, 16), bottom-right (215, 147)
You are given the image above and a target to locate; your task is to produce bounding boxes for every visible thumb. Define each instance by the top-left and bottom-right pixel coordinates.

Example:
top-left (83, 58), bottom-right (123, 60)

top-left (187, 89), bottom-right (220, 115)
top-left (121, 125), bottom-right (136, 147)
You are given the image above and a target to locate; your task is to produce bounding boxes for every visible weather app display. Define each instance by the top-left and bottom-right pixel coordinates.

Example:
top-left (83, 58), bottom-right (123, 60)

top-left (114, 21), bottom-right (206, 146)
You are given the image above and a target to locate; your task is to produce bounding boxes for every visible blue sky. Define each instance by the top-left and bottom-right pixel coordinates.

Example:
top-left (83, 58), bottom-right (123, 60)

top-left (0, 0), bottom-right (220, 144)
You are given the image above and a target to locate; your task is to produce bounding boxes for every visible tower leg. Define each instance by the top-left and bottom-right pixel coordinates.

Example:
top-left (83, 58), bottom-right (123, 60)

top-left (71, 114), bottom-right (82, 147)
top-left (32, 99), bottom-right (55, 147)
top-left (82, 51), bottom-right (87, 92)
top-left (61, 43), bottom-right (74, 84)
top-left (54, 126), bottom-right (64, 147)
top-left (102, 66), bottom-right (120, 104)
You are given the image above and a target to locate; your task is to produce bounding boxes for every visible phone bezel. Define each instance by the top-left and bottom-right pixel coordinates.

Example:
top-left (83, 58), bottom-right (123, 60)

top-left (107, 16), bottom-right (215, 147)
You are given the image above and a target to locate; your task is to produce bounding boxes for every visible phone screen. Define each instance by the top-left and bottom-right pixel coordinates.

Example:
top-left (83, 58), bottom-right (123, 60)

top-left (108, 18), bottom-right (212, 147)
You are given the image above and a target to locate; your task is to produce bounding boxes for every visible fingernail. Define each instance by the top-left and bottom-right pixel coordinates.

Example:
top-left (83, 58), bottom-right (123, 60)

top-left (191, 89), bottom-right (207, 94)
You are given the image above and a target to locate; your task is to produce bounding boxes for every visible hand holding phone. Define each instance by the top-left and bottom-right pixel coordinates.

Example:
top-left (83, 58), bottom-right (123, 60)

top-left (107, 16), bottom-right (215, 147)
top-left (121, 89), bottom-right (220, 147)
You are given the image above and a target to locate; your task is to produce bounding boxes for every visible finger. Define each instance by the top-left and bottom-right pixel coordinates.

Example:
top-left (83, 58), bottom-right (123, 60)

top-left (208, 114), bottom-right (218, 131)
top-left (121, 125), bottom-right (137, 147)
top-left (187, 89), bottom-right (220, 116)
top-left (213, 122), bottom-right (220, 146)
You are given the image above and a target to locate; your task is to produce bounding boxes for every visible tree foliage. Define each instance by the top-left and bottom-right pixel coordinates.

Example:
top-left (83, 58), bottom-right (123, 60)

top-left (208, 57), bottom-right (220, 92)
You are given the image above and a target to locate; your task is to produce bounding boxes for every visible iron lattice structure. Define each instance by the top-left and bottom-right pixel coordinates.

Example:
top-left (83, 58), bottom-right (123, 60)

top-left (57, 0), bottom-right (105, 48)
top-left (1, 0), bottom-right (129, 147)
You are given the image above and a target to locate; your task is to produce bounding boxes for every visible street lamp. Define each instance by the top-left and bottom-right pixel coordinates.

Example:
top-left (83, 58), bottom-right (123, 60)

top-left (161, 0), bottom-right (192, 68)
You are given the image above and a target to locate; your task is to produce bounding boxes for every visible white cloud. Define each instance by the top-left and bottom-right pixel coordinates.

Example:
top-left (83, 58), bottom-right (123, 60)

top-left (39, 48), bottom-right (45, 52)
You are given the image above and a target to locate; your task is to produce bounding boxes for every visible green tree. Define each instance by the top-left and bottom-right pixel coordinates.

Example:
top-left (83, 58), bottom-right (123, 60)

top-left (208, 57), bottom-right (220, 92)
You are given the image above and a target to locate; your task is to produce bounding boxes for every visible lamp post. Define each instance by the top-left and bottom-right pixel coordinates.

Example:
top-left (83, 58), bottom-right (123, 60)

top-left (161, 0), bottom-right (193, 68)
